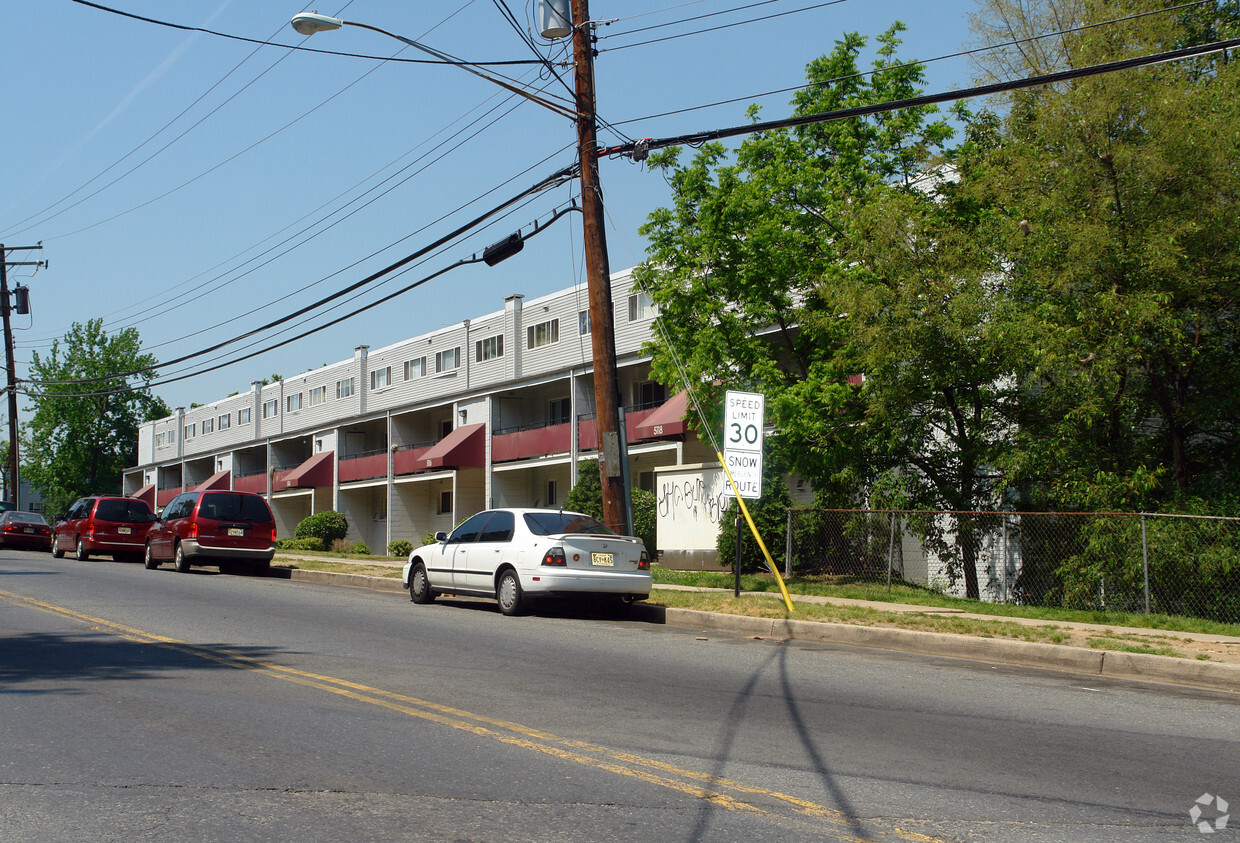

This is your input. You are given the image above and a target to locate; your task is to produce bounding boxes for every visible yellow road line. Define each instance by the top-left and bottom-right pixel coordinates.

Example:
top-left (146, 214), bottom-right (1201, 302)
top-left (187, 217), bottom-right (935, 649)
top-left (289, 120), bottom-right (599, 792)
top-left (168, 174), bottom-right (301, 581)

top-left (1, 587), bottom-right (944, 842)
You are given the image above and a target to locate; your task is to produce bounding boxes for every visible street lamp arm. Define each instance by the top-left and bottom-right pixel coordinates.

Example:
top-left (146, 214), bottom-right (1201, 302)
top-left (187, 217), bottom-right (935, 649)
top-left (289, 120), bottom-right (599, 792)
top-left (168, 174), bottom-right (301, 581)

top-left (289, 13), bottom-right (577, 121)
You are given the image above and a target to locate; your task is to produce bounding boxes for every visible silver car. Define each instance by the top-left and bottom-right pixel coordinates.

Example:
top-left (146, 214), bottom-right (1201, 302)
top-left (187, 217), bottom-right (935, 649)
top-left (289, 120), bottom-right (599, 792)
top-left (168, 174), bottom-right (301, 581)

top-left (402, 508), bottom-right (651, 615)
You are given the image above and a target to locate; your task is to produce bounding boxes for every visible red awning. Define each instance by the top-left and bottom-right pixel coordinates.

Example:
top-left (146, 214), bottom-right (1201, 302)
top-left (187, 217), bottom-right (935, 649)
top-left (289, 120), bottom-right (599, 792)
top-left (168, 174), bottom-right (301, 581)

top-left (635, 391), bottom-right (689, 440)
top-left (275, 451), bottom-right (334, 490)
top-left (192, 469), bottom-right (231, 491)
top-left (420, 423), bottom-right (485, 470)
top-left (133, 484), bottom-right (155, 508)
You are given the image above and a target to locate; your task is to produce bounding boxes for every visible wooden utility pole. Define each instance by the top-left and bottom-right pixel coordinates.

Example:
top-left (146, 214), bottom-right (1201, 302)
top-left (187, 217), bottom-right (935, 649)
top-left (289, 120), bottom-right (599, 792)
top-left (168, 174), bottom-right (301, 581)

top-left (571, 0), bottom-right (628, 534)
top-left (0, 244), bottom-right (44, 507)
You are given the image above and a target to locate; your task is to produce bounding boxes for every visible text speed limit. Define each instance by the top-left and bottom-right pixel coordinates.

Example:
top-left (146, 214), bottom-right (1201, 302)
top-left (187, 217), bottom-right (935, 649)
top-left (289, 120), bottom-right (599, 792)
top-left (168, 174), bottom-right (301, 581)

top-left (724, 390), bottom-right (764, 499)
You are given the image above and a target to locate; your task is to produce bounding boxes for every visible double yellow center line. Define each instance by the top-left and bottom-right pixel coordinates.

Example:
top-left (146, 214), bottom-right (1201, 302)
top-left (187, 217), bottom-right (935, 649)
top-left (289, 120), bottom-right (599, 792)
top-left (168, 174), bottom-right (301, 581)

top-left (0, 588), bottom-right (943, 842)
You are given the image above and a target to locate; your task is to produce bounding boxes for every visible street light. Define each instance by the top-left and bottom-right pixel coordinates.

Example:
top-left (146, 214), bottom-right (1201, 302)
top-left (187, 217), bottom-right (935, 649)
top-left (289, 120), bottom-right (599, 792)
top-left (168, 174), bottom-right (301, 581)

top-left (289, 1), bottom-right (630, 534)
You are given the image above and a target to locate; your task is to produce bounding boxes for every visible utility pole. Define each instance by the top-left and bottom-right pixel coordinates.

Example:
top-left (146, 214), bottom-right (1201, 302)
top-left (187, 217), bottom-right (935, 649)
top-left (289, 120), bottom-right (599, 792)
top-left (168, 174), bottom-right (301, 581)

top-left (0, 244), bottom-right (44, 508)
top-left (571, 0), bottom-right (628, 535)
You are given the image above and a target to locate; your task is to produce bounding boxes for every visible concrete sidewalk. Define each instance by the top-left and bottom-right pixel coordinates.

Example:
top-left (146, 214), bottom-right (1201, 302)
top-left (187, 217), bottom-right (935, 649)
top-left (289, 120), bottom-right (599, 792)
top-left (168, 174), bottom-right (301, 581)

top-left (274, 556), bottom-right (1240, 695)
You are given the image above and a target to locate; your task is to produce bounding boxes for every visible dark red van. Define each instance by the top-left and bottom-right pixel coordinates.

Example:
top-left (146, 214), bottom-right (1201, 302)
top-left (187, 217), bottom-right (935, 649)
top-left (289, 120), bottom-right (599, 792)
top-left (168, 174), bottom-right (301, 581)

top-left (52, 495), bottom-right (155, 562)
top-left (145, 490), bottom-right (276, 574)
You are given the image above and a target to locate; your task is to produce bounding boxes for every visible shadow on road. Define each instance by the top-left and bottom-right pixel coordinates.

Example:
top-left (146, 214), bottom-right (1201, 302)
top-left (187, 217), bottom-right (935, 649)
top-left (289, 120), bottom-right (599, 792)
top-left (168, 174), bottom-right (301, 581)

top-left (0, 631), bottom-right (285, 694)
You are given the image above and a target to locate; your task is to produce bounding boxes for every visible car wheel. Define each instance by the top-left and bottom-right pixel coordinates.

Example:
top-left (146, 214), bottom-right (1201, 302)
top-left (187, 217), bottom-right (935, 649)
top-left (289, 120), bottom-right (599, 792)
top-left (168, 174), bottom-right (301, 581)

top-left (50, 536), bottom-right (64, 558)
top-left (75, 537), bottom-right (90, 561)
top-left (409, 562), bottom-right (435, 604)
top-left (496, 569), bottom-right (524, 616)
top-left (143, 543), bottom-right (159, 569)
top-left (174, 543), bottom-right (191, 573)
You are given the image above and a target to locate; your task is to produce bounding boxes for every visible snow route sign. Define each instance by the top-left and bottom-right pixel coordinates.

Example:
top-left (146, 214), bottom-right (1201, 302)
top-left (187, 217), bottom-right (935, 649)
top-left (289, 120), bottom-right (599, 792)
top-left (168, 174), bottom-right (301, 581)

top-left (723, 390), bottom-right (764, 499)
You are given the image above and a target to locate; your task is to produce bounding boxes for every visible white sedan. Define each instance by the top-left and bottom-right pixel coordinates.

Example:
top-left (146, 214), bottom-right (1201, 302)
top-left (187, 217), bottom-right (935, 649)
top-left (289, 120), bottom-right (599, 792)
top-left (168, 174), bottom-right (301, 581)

top-left (401, 508), bottom-right (652, 615)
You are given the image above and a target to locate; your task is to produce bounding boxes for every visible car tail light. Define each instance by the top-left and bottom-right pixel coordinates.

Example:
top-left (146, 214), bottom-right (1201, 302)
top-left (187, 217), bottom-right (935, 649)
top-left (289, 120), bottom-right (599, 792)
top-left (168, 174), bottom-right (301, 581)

top-left (639, 549), bottom-right (650, 571)
top-left (541, 547), bottom-right (567, 567)
top-left (188, 522), bottom-right (198, 541)
top-left (270, 526), bottom-right (277, 544)
top-left (86, 524), bottom-right (95, 540)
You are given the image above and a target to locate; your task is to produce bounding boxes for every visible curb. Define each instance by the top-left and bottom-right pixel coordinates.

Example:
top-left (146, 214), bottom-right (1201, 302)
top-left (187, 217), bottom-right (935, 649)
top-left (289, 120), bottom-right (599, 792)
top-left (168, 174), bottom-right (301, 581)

top-left (282, 567), bottom-right (1240, 694)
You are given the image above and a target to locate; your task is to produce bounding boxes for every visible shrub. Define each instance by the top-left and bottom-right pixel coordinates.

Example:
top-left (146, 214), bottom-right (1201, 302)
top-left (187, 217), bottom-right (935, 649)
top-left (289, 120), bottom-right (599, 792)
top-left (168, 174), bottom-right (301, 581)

top-left (329, 538), bottom-right (351, 554)
top-left (286, 537), bottom-right (325, 552)
top-left (422, 531), bottom-right (440, 546)
top-left (388, 540), bottom-right (413, 557)
top-left (632, 488), bottom-right (657, 555)
top-left (564, 468), bottom-right (604, 520)
top-left (295, 511), bottom-right (348, 544)
top-left (353, 541), bottom-right (370, 555)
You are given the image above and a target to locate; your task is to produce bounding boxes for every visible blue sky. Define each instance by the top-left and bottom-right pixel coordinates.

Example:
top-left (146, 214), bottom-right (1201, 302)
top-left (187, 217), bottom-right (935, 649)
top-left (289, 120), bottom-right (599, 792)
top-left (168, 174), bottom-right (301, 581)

top-left (2, 1), bottom-right (982, 415)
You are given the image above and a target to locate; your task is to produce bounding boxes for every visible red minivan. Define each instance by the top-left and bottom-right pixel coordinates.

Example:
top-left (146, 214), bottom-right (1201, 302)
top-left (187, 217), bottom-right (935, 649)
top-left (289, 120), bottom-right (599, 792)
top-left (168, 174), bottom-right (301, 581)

top-left (145, 490), bottom-right (276, 574)
top-left (52, 495), bottom-right (155, 562)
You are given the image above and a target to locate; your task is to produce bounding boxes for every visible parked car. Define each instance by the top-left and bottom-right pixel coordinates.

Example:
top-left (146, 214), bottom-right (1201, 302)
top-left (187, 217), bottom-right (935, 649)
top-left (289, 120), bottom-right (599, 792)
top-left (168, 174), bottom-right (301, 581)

top-left (0, 500), bottom-right (15, 514)
top-left (52, 495), bottom-right (155, 561)
top-left (145, 490), bottom-right (276, 573)
top-left (0, 511), bottom-right (53, 550)
top-left (402, 508), bottom-right (651, 616)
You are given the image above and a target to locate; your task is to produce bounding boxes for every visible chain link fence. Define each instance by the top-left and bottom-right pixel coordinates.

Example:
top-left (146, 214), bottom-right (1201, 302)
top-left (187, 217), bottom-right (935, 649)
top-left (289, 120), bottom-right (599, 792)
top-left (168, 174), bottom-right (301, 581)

top-left (783, 509), bottom-right (1240, 623)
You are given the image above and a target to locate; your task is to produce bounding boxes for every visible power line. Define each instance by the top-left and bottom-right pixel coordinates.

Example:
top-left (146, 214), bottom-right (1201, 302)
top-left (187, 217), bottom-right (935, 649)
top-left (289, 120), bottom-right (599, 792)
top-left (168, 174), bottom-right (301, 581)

top-left (605, 0), bottom-right (1216, 128)
top-left (20, 200), bottom-right (581, 399)
top-left (22, 162), bottom-right (578, 390)
top-left (607, 34), bottom-right (1240, 159)
top-left (68, 0), bottom-right (550, 68)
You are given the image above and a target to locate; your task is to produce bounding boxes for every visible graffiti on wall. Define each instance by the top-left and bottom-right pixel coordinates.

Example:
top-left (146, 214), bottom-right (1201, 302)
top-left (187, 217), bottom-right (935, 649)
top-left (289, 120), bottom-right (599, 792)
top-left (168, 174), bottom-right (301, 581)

top-left (657, 473), bottom-right (729, 525)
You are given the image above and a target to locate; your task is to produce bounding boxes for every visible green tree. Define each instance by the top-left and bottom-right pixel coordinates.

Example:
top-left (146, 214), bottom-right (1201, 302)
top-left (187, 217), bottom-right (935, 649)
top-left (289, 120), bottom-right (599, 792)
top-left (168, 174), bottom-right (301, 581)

top-left (639, 26), bottom-right (1021, 596)
top-left (964, 0), bottom-right (1240, 509)
top-left (21, 319), bottom-right (167, 516)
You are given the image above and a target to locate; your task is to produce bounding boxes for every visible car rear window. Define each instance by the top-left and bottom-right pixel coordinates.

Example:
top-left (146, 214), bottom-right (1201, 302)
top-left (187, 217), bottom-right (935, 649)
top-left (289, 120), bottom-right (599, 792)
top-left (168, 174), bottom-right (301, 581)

top-left (94, 499), bottom-right (152, 522)
top-left (198, 493), bottom-right (272, 523)
top-left (523, 512), bottom-right (615, 537)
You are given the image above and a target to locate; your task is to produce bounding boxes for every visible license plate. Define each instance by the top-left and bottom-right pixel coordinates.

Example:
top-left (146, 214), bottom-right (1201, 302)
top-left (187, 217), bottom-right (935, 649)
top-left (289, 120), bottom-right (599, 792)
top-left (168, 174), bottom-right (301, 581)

top-left (227, 527), bottom-right (244, 537)
top-left (22, 528), bottom-right (33, 534)
top-left (118, 527), bottom-right (131, 535)
top-left (591, 552), bottom-right (614, 567)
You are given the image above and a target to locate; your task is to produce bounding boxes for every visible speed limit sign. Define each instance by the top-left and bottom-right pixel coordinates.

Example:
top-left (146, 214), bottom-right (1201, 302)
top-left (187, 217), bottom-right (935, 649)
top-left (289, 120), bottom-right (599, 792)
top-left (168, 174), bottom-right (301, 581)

top-left (723, 391), bottom-right (764, 498)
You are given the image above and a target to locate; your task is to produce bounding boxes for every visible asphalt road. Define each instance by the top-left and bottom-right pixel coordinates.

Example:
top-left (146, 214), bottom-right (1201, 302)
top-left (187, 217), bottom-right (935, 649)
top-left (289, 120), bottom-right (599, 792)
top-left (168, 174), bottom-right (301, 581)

top-left (1, 549), bottom-right (1237, 842)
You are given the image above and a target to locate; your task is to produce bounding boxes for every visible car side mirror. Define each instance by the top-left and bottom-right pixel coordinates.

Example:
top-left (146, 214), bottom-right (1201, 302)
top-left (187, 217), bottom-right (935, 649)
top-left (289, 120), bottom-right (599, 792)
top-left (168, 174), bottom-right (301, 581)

top-left (435, 531), bottom-right (448, 543)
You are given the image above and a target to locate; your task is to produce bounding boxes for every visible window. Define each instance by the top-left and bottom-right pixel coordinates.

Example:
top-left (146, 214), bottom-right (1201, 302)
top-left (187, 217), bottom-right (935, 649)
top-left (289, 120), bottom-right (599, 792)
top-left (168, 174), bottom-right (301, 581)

top-left (434, 347), bottom-right (460, 374)
top-left (286, 393), bottom-right (303, 413)
top-left (239, 407), bottom-right (252, 425)
top-left (201, 418), bottom-right (214, 435)
top-left (184, 423), bottom-right (196, 440)
top-left (370, 366), bottom-right (392, 390)
top-left (475, 334), bottom-right (504, 362)
top-left (578, 309), bottom-right (590, 335)
top-left (637, 381), bottom-right (666, 409)
top-left (527, 318), bottom-right (559, 349)
top-left (439, 419), bottom-right (454, 440)
top-left (263, 399), bottom-right (278, 419)
top-left (628, 291), bottom-right (656, 321)
top-left (218, 413), bottom-right (231, 431)
top-left (308, 385), bottom-right (327, 406)
top-left (546, 479), bottom-right (558, 508)
top-left (549, 397), bottom-right (571, 425)
top-left (438, 490), bottom-right (453, 515)
top-left (479, 510), bottom-right (515, 543)
top-left (155, 430), bottom-right (175, 448)
top-left (337, 378), bottom-right (354, 399)
top-left (404, 357), bottom-right (426, 380)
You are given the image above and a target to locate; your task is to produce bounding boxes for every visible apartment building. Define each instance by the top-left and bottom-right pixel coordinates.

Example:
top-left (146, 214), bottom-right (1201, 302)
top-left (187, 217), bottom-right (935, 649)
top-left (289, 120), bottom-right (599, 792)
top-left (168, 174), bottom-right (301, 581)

top-left (124, 269), bottom-right (714, 555)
